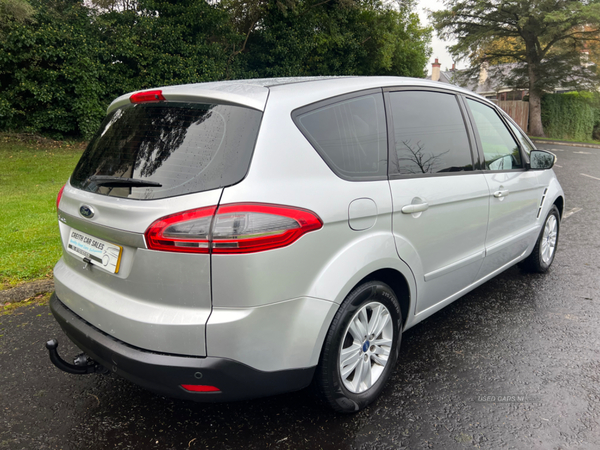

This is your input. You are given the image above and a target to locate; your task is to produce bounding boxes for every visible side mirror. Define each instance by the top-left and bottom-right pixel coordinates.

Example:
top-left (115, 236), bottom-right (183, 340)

top-left (529, 150), bottom-right (556, 170)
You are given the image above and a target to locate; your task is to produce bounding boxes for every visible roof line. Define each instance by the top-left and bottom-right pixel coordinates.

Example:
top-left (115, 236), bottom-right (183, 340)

top-left (263, 76), bottom-right (357, 88)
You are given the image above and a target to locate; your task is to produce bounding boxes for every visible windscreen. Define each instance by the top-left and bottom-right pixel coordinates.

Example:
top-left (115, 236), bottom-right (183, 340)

top-left (70, 102), bottom-right (262, 200)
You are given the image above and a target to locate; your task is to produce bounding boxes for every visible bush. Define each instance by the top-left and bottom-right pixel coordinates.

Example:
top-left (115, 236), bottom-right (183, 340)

top-left (541, 92), bottom-right (599, 141)
top-left (0, 1), bottom-right (241, 139)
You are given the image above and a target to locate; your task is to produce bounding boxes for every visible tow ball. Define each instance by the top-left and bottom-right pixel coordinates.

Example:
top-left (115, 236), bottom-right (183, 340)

top-left (46, 339), bottom-right (109, 375)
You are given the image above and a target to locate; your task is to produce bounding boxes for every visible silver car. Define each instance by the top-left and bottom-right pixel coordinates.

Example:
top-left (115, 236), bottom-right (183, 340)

top-left (47, 77), bottom-right (563, 413)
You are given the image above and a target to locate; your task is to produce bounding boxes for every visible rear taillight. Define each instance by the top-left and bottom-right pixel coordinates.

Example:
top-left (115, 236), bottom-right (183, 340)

top-left (130, 90), bottom-right (166, 104)
top-left (181, 384), bottom-right (220, 392)
top-left (211, 204), bottom-right (322, 254)
top-left (145, 206), bottom-right (216, 254)
top-left (56, 184), bottom-right (65, 210)
top-left (145, 203), bottom-right (322, 254)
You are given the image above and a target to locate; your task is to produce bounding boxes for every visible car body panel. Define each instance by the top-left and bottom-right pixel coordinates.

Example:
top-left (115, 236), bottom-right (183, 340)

top-left (58, 182), bottom-right (223, 234)
top-left (477, 170), bottom-right (545, 277)
top-left (389, 174), bottom-right (490, 314)
top-left (408, 239), bottom-right (530, 327)
top-left (53, 254), bottom-right (211, 356)
top-left (206, 297), bottom-right (338, 371)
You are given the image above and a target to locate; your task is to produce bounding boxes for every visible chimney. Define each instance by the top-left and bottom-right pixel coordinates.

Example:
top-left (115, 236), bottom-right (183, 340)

top-left (479, 61), bottom-right (489, 85)
top-left (431, 58), bottom-right (441, 82)
top-left (451, 63), bottom-right (456, 71)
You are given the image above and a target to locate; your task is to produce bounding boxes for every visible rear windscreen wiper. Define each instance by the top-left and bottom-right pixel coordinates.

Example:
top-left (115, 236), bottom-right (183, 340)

top-left (86, 175), bottom-right (162, 188)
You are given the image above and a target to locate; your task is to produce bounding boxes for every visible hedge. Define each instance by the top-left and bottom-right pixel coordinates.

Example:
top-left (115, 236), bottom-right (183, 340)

top-left (541, 92), bottom-right (600, 142)
top-left (0, 0), bottom-right (431, 139)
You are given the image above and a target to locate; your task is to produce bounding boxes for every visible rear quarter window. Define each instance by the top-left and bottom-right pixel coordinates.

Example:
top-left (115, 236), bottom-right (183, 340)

top-left (70, 102), bottom-right (262, 200)
top-left (293, 92), bottom-right (388, 181)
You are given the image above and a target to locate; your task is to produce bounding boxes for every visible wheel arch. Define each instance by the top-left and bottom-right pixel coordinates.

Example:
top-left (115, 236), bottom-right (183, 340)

top-left (360, 268), bottom-right (411, 328)
top-left (308, 260), bottom-right (416, 368)
top-left (306, 233), bottom-right (417, 314)
top-left (539, 174), bottom-right (564, 221)
top-left (554, 195), bottom-right (564, 219)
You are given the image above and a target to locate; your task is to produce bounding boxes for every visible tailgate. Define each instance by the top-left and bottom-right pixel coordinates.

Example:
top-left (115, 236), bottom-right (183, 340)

top-left (54, 185), bottom-right (221, 356)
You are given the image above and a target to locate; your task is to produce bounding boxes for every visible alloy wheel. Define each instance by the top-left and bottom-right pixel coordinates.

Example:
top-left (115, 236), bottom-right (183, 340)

top-left (338, 301), bottom-right (394, 393)
top-left (541, 214), bottom-right (558, 264)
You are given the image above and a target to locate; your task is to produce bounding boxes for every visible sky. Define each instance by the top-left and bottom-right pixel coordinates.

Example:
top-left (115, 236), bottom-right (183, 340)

top-left (416, 0), bottom-right (467, 74)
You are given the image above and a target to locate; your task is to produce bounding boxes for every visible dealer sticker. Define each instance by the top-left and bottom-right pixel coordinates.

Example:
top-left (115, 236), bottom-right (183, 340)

top-left (66, 229), bottom-right (122, 274)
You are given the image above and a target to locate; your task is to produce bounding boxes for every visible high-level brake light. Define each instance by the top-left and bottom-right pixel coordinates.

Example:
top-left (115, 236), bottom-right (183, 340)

top-left (145, 203), bottom-right (323, 254)
top-left (181, 384), bottom-right (220, 392)
top-left (130, 90), bottom-right (166, 104)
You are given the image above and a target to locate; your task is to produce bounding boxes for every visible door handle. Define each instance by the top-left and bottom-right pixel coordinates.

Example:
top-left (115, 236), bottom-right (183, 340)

top-left (401, 202), bottom-right (429, 214)
top-left (493, 190), bottom-right (510, 198)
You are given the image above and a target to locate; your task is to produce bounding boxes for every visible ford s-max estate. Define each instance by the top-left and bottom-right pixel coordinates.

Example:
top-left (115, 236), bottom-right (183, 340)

top-left (47, 77), bottom-right (563, 413)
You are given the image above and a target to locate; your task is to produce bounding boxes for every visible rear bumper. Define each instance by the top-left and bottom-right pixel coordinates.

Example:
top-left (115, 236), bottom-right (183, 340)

top-left (49, 293), bottom-right (315, 402)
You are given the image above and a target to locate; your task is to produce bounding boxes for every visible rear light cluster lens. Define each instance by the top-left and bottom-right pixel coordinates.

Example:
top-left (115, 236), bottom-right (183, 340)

top-left (130, 90), bottom-right (166, 104)
top-left (145, 203), bottom-right (322, 254)
top-left (145, 206), bottom-right (215, 253)
top-left (56, 184), bottom-right (66, 210)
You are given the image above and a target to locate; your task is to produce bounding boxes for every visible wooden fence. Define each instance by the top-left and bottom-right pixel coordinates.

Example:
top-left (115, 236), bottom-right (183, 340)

top-left (498, 100), bottom-right (529, 132)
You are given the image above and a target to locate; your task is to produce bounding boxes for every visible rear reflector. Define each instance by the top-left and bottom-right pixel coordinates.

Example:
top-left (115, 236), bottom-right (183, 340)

top-left (56, 184), bottom-right (65, 210)
top-left (181, 384), bottom-right (220, 392)
top-left (145, 203), bottom-right (322, 254)
top-left (130, 90), bottom-right (166, 104)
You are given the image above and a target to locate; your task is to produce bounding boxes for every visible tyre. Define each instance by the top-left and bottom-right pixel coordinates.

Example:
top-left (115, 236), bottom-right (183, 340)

top-left (315, 280), bottom-right (402, 413)
top-left (519, 205), bottom-right (560, 273)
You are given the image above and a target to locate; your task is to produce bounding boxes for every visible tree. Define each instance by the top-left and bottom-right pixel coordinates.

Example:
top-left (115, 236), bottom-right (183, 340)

top-left (0, 1), bottom-right (107, 138)
top-left (97, 0), bottom-right (243, 89)
top-left (432, 0), bottom-right (600, 136)
top-left (0, 0), bottom-right (34, 31)
top-left (227, 0), bottom-right (431, 78)
top-left (0, 0), bottom-right (431, 138)
top-left (0, 0), bottom-right (242, 138)
top-left (472, 36), bottom-right (523, 64)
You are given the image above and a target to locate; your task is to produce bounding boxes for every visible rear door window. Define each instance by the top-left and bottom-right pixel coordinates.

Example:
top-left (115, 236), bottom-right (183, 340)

top-left (293, 92), bottom-right (387, 181)
top-left (70, 102), bottom-right (262, 200)
top-left (388, 91), bottom-right (474, 175)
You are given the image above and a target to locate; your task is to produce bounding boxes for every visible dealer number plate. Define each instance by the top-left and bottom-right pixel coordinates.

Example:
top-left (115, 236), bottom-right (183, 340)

top-left (66, 229), bottom-right (122, 274)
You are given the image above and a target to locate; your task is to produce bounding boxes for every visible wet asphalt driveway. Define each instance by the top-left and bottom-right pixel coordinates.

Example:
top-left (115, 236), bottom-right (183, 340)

top-left (1, 143), bottom-right (599, 449)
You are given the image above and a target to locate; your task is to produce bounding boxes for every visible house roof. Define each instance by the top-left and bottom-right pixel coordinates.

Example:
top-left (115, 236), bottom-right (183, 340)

top-left (428, 63), bottom-right (524, 96)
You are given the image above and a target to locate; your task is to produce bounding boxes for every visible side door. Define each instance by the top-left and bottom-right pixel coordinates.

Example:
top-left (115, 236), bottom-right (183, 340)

top-left (463, 97), bottom-right (544, 277)
top-left (386, 89), bottom-right (490, 315)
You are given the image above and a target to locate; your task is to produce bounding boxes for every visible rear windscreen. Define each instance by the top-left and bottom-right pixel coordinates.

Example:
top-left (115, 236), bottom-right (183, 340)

top-left (70, 102), bottom-right (262, 200)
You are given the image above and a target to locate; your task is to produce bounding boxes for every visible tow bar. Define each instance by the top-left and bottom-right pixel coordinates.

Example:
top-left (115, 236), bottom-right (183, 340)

top-left (46, 339), bottom-right (109, 375)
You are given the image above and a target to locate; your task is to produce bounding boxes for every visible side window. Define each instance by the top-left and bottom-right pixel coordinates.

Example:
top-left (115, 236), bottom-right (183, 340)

top-left (294, 93), bottom-right (387, 180)
top-left (389, 91), bottom-right (473, 175)
top-left (507, 119), bottom-right (534, 155)
top-left (466, 99), bottom-right (524, 170)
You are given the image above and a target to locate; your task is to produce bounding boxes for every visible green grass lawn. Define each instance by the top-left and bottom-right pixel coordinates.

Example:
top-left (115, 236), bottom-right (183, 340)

top-left (0, 135), bottom-right (84, 288)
